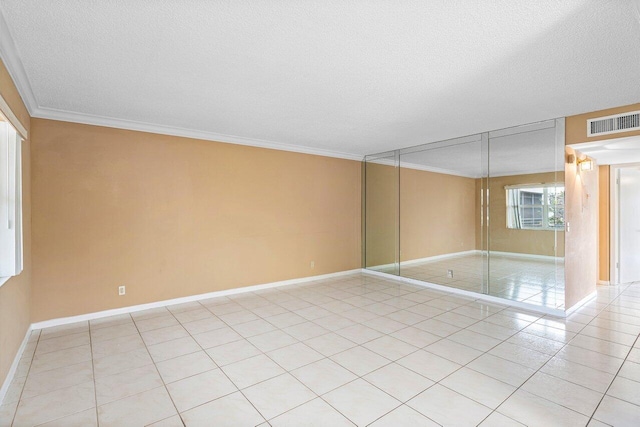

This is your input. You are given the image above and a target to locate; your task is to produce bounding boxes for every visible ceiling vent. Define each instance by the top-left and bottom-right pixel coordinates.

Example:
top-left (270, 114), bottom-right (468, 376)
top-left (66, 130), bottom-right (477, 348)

top-left (587, 111), bottom-right (640, 137)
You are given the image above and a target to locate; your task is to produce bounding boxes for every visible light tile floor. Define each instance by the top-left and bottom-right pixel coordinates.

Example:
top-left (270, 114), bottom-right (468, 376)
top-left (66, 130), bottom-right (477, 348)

top-left (1, 273), bottom-right (639, 426)
top-left (396, 252), bottom-right (565, 309)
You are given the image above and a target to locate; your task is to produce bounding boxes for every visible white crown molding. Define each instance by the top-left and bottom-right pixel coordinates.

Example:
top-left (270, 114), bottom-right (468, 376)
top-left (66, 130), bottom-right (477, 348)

top-left (0, 9), bottom-right (37, 114)
top-left (31, 106), bottom-right (364, 161)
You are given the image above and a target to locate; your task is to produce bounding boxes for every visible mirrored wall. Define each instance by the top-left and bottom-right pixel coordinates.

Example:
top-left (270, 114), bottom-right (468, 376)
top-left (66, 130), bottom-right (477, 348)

top-left (364, 119), bottom-right (566, 310)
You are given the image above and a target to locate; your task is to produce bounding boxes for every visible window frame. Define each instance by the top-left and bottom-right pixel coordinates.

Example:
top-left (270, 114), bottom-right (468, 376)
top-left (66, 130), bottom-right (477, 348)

top-left (505, 183), bottom-right (564, 232)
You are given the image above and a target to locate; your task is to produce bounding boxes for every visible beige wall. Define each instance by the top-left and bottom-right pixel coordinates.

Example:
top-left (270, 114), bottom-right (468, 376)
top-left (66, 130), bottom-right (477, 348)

top-left (486, 172), bottom-right (565, 257)
top-left (566, 103), bottom-right (640, 145)
top-left (599, 166), bottom-right (610, 282)
top-left (31, 119), bottom-right (361, 322)
top-left (0, 59), bottom-right (32, 388)
top-left (564, 146), bottom-right (598, 308)
top-left (400, 168), bottom-right (476, 261)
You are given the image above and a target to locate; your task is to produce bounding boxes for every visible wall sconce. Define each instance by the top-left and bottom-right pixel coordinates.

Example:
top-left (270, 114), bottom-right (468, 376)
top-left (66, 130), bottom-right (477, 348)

top-left (578, 158), bottom-right (593, 171)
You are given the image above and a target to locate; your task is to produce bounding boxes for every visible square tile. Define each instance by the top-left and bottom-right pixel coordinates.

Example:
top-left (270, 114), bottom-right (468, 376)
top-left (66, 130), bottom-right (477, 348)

top-left (22, 361), bottom-right (93, 399)
top-left (248, 329), bottom-right (299, 352)
top-left (291, 358), bottom-right (357, 395)
top-left (141, 325), bottom-right (189, 346)
top-left (147, 336), bottom-right (201, 362)
top-left (13, 381), bottom-right (95, 426)
top-left (593, 395), bottom-right (640, 426)
top-left (267, 342), bottom-right (324, 371)
top-left (93, 347), bottom-right (153, 379)
top-left (166, 369), bottom-right (236, 412)
top-left (243, 373), bottom-right (316, 420)
top-left (425, 339), bottom-right (482, 365)
top-left (497, 389), bottom-right (589, 427)
top-left (232, 318), bottom-right (277, 338)
top-left (335, 324), bottom-right (384, 345)
top-left (440, 367), bottom-right (517, 409)
top-left (192, 326), bottom-right (243, 349)
top-left (98, 386), bottom-right (176, 427)
top-left (155, 351), bottom-right (217, 384)
top-left (304, 332), bottom-right (357, 356)
top-left (331, 346), bottom-right (391, 376)
top-left (270, 398), bottom-right (354, 426)
top-left (390, 327), bottom-right (440, 348)
top-left (222, 354), bottom-right (286, 389)
top-left (205, 339), bottom-right (261, 366)
top-left (369, 405), bottom-right (439, 426)
top-left (363, 335), bottom-right (419, 361)
top-left (95, 364), bottom-right (164, 405)
top-left (407, 384), bottom-right (492, 426)
top-left (397, 349), bottom-right (461, 382)
top-left (323, 379), bottom-right (401, 426)
top-left (364, 363), bottom-right (434, 402)
top-left (181, 391), bottom-right (265, 426)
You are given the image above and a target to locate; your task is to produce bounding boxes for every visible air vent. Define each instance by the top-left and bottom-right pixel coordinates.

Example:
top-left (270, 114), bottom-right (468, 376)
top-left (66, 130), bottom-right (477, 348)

top-left (587, 111), bottom-right (640, 137)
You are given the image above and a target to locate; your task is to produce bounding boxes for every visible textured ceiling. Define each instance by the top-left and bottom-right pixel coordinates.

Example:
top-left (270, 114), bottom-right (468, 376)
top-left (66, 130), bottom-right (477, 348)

top-left (1, 1), bottom-right (640, 158)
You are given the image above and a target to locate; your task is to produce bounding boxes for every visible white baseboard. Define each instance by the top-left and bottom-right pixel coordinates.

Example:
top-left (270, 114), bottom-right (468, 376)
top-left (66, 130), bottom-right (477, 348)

top-left (400, 250), bottom-right (480, 266)
top-left (31, 269), bottom-right (361, 330)
top-left (363, 269), bottom-right (566, 317)
top-left (597, 280), bottom-right (611, 286)
top-left (565, 290), bottom-right (597, 316)
top-left (489, 251), bottom-right (564, 262)
top-left (0, 326), bottom-right (32, 406)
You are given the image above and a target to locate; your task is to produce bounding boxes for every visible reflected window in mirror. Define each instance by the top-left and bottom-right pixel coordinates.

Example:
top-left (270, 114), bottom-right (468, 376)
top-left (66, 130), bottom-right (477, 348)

top-left (506, 183), bottom-right (564, 230)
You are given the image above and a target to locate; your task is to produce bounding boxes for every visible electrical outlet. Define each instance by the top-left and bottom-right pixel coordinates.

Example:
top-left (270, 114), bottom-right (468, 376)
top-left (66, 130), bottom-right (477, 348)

top-left (118, 286), bottom-right (126, 296)
top-left (310, 261), bottom-right (315, 269)
top-left (447, 270), bottom-right (454, 278)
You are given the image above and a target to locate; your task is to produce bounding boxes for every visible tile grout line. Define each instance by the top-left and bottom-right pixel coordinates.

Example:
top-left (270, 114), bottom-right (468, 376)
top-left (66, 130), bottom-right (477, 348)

top-left (9, 329), bottom-right (40, 427)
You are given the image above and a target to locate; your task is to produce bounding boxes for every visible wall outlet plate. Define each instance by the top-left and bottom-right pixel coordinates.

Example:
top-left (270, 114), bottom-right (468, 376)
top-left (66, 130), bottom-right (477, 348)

top-left (118, 286), bottom-right (126, 296)
top-left (447, 270), bottom-right (454, 278)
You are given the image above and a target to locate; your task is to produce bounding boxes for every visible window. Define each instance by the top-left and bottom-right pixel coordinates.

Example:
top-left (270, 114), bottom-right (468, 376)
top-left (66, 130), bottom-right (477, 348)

top-left (506, 184), bottom-right (564, 230)
top-left (0, 117), bottom-right (23, 286)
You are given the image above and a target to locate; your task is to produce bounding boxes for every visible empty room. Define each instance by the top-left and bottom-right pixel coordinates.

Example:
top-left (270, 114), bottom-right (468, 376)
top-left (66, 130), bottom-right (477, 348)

top-left (1, 1), bottom-right (640, 426)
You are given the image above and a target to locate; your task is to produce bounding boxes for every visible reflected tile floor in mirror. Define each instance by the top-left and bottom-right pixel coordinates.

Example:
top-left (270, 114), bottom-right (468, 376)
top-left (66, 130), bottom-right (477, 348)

top-left (2, 273), bottom-right (638, 426)
top-left (398, 252), bottom-right (565, 310)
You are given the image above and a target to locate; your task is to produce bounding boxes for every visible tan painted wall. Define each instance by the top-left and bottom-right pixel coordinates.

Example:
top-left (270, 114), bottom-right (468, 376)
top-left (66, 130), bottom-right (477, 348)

top-left (487, 172), bottom-right (565, 257)
top-left (31, 119), bottom-right (361, 322)
top-left (0, 59), bottom-right (32, 388)
top-left (599, 166), bottom-right (610, 282)
top-left (566, 103), bottom-right (640, 145)
top-left (400, 168), bottom-right (476, 261)
top-left (564, 146), bottom-right (598, 308)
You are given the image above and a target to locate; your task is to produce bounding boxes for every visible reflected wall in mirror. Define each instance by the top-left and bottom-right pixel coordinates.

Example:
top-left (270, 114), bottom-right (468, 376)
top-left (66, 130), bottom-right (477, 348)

top-left (487, 120), bottom-right (565, 309)
top-left (363, 118), bottom-right (566, 311)
top-left (398, 135), bottom-right (488, 293)
top-left (364, 153), bottom-right (399, 275)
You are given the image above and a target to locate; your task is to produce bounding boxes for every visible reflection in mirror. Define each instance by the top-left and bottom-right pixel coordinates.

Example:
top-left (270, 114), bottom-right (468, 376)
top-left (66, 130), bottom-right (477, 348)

top-left (364, 153), bottom-right (399, 275)
top-left (487, 119), bottom-right (565, 309)
top-left (398, 135), bottom-right (488, 293)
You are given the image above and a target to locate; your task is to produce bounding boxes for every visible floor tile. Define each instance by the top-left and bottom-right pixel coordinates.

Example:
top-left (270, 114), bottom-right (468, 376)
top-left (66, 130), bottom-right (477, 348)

top-left (141, 325), bottom-right (189, 346)
top-left (331, 346), bottom-right (391, 376)
top-left (407, 384), bottom-right (492, 426)
top-left (221, 354), bottom-right (286, 389)
top-left (323, 379), bottom-right (401, 426)
top-left (607, 376), bottom-right (640, 406)
top-left (521, 371), bottom-right (603, 416)
top-left (441, 367), bottom-right (516, 409)
top-left (448, 329), bottom-right (502, 352)
top-left (21, 360), bottom-right (93, 399)
top-left (205, 339), bottom-right (261, 366)
top-left (181, 391), bottom-right (265, 427)
top-left (13, 381), bottom-right (95, 426)
top-left (304, 332), bottom-right (357, 356)
top-left (248, 329), bottom-right (299, 352)
top-left (593, 395), bottom-right (640, 426)
top-left (36, 408), bottom-right (98, 427)
top-left (166, 369), bottom-right (236, 412)
top-left (97, 386), bottom-right (176, 427)
top-left (488, 342), bottom-right (550, 370)
top-left (39, 322), bottom-right (88, 340)
top-left (243, 373), bottom-right (316, 420)
top-left (181, 316), bottom-right (226, 335)
top-left (291, 358), bottom-right (357, 395)
top-left (95, 364), bottom-right (164, 406)
top-left (232, 318), bottom-right (277, 338)
top-left (467, 354), bottom-right (536, 387)
top-left (91, 333), bottom-right (146, 359)
top-left (34, 332), bottom-right (90, 356)
top-left (283, 321), bottom-right (329, 341)
top-left (30, 345), bottom-right (92, 374)
top-left (363, 335), bottom-right (419, 361)
top-left (478, 412), bottom-right (526, 426)
top-left (156, 350), bottom-right (217, 383)
top-left (497, 389), bottom-right (589, 427)
top-left (134, 315), bottom-right (180, 332)
top-left (425, 338), bottom-right (483, 365)
top-left (390, 327), bottom-right (440, 348)
top-left (369, 405), bottom-right (439, 426)
top-left (364, 363), bottom-right (434, 402)
top-left (335, 324), bottom-right (383, 345)
top-left (192, 327), bottom-right (243, 349)
top-left (147, 336), bottom-right (201, 363)
top-left (93, 347), bottom-right (153, 379)
top-left (540, 356), bottom-right (615, 393)
top-left (270, 397), bottom-right (354, 426)
top-left (267, 342), bottom-right (324, 371)
top-left (397, 349), bottom-right (461, 382)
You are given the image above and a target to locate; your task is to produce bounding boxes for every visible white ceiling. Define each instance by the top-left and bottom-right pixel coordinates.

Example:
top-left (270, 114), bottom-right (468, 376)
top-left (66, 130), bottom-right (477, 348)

top-left (1, 1), bottom-right (639, 159)
top-left (571, 135), bottom-right (640, 165)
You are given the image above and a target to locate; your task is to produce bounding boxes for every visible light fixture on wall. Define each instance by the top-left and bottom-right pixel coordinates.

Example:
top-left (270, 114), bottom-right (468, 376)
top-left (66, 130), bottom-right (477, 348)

top-left (578, 158), bottom-right (593, 171)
